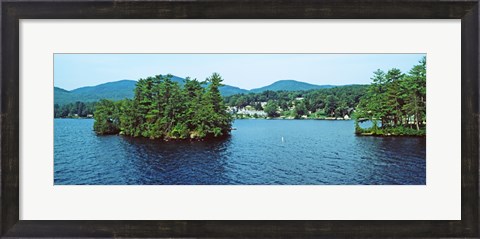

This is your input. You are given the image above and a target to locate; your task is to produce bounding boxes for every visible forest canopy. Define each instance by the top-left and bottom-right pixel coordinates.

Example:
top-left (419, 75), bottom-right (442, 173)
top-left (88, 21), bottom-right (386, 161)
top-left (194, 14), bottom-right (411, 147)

top-left (93, 73), bottom-right (233, 140)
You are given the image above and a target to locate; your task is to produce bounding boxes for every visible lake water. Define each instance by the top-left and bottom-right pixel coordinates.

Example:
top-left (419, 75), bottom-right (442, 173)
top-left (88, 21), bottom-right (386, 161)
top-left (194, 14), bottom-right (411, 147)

top-left (54, 119), bottom-right (426, 185)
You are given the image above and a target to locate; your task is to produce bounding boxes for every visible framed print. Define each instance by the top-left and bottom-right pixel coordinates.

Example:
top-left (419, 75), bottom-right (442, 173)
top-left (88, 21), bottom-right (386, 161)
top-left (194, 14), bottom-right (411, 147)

top-left (1, 0), bottom-right (479, 238)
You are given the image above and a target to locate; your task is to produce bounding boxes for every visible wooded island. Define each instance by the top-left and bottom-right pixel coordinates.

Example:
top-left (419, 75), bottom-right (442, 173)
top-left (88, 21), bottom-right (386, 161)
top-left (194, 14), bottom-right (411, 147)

top-left (93, 73), bottom-right (233, 140)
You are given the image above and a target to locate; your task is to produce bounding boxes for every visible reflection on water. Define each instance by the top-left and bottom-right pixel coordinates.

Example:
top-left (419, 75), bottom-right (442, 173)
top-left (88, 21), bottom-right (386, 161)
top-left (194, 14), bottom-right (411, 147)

top-left (54, 119), bottom-right (426, 185)
top-left (119, 136), bottom-right (233, 184)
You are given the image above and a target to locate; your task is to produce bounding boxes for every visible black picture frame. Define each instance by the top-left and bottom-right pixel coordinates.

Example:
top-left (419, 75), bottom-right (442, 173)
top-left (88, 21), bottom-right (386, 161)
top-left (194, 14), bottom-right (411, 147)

top-left (1, 0), bottom-right (478, 238)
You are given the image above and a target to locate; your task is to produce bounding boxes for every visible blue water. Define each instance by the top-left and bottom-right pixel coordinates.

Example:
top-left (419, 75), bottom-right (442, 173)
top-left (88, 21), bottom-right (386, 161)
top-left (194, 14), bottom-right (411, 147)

top-left (54, 119), bottom-right (426, 185)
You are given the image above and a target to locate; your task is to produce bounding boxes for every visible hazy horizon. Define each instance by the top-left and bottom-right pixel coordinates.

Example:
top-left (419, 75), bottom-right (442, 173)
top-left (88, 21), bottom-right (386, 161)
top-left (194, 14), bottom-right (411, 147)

top-left (54, 53), bottom-right (425, 91)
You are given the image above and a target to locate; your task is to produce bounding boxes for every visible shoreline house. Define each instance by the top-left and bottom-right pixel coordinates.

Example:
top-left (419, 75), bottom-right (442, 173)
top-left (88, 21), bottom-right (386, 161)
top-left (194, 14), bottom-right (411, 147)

top-left (227, 106), bottom-right (267, 117)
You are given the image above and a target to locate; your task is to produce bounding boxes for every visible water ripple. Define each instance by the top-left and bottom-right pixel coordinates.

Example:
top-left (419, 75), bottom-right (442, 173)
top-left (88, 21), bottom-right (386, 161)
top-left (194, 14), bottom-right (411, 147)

top-left (54, 119), bottom-right (426, 185)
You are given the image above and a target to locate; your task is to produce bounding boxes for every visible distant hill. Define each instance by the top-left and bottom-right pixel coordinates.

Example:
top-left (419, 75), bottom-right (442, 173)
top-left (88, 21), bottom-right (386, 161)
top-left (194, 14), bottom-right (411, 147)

top-left (250, 80), bottom-right (335, 93)
top-left (70, 80), bottom-right (137, 103)
top-left (55, 80), bottom-right (136, 105)
top-left (217, 85), bottom-right (249, 96)
top-left (54, 87), bottom-right (76, 106)
top-left (54, 75), bottom-right (249, 105)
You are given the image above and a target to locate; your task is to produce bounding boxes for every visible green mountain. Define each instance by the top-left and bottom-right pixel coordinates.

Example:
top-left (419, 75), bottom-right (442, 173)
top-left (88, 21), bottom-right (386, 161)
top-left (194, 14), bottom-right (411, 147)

top-left (218, 85), bottom-right (249, 96)
top-left (249, 80), bottom-right (334, 93)
top-left (54, 87), bottom-right (75, 106)
top-left (71, 80), bottom-right (137, 102)
top-left (54, 80), bottom-right (136, 105)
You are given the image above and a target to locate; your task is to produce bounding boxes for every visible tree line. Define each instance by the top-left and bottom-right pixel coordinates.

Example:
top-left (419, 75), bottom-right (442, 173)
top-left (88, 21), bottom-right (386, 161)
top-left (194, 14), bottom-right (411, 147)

top-left (54, 102), bottom-right (96, 118)
top-left (224, 85), bottom-right (368, 119)
top-left (93, 73), bottom-right (233, 140)
top-left (355, 57), bottom-right (426, 136)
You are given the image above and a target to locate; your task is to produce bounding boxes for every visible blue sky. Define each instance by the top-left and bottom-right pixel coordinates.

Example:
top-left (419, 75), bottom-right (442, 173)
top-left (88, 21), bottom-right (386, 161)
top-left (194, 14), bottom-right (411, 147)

top-left (54, 54), bottom-right (425, 90)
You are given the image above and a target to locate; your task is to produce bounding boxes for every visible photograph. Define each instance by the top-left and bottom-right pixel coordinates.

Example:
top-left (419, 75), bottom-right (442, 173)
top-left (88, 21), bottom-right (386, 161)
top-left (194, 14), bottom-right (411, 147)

top-left (54, 53), bottom-right (426, 185)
